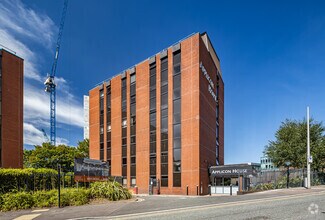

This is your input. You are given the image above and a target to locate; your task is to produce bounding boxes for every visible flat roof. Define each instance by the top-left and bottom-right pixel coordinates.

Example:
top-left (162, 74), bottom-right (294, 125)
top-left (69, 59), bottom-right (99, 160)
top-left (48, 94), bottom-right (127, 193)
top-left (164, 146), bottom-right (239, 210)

top-left (92, 32), bottom-right (221, 89)
top-left (0, 48), bottom-right (24, 60)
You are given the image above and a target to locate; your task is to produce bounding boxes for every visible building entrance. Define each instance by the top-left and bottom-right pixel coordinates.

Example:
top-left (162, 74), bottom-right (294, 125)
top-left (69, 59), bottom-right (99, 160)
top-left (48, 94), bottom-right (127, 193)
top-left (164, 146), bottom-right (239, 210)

top-left (209, 163), bottom-right (260, 195)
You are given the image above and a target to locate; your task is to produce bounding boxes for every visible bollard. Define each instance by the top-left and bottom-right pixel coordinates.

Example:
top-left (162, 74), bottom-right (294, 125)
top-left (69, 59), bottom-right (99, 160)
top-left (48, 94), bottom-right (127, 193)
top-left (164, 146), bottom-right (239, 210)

top-left (196, 185), bottom-right (199, 195)
top-left (186, 185), bottom-right (189, 195)
top-left (230, 184), bottom-right (232, 196)
top-left (208, 184), bottom-right (211, 196)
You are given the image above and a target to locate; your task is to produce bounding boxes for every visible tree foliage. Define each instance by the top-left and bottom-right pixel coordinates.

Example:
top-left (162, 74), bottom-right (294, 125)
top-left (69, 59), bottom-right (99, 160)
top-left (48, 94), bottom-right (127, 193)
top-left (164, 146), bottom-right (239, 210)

top-left (265, 118), bottom-right (325, 171)
top-left (24, 140), bottom-right (89, 172)
top-left (75, 139), bottom-right (89, 158)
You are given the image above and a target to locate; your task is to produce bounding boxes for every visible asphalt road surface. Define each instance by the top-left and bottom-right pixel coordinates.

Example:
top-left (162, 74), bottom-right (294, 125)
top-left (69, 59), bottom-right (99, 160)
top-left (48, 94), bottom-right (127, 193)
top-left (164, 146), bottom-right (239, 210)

top-left (1, 186), bottom-right (325, 220)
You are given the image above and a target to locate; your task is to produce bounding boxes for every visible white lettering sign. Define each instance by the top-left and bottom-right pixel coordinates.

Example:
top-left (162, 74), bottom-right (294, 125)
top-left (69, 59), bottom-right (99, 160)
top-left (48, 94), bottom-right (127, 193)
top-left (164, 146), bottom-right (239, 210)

top-left (211, 168), bottom-right (248, 175)
top-left (200, 62), bottom-right (217, 103)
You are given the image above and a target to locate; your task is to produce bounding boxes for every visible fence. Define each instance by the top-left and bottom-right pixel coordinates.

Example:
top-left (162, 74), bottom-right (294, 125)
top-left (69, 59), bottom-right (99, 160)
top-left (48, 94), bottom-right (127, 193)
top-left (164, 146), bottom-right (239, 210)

top-left (0, 172), bottom-right (75, 194)
top-left (250, 169), bottom-right (325, 190)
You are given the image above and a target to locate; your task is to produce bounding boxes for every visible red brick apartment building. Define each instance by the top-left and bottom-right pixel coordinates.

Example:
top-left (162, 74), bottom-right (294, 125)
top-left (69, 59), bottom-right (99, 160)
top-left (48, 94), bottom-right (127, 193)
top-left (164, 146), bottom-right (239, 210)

top-left (89, 32), bottom-right (224, 195)
top-left (0, 49), bottom-right (24, 168)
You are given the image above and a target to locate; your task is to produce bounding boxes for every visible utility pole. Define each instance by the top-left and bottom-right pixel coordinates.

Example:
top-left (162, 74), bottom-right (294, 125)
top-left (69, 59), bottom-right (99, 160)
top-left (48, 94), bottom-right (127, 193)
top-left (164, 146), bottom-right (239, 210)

top-left (307, 106), bottom-right (311, 189)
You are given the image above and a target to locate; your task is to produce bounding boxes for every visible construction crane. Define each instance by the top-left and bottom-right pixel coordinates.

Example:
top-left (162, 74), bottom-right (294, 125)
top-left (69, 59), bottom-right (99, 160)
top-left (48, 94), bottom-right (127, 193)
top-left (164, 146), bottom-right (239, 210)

top-left (44, 0), bottom-right (68, 146)
top-left (41, 129), bottom-right (50, 143)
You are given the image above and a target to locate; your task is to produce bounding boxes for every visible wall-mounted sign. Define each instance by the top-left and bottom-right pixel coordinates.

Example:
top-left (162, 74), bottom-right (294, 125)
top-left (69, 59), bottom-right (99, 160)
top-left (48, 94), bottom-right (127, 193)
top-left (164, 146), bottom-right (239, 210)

top-left (74, 158), bottom-right (109, 182)
top-left (200, 62), bottom-right (217, 102)
top-left (210, 165), bottom-right (259, 177)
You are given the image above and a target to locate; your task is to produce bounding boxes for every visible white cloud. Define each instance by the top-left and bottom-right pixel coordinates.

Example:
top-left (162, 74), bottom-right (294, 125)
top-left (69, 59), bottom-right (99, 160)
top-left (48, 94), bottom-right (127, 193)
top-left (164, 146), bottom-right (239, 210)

top-left (25, 83), bottom-right (84, 128)
top-left (56, 137), bottom-right (70, 146)
top-left (0, 0), bottom-right (83, 147)
top-left (0, 29), bottom-right (41, 81)
top-left (0, 0), bottom-right (55, 48)
top-left (23, 123), bottom-right (46, 145)
top-left (24, 122), bottom-right (69, 146)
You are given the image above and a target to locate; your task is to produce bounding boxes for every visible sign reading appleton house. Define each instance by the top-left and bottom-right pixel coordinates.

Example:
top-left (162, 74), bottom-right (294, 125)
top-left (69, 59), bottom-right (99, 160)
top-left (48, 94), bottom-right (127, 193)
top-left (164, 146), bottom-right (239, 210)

top-left (211, 169), bottom-right (248, 175)
top-left (200, 61), bottom-right (217, 102)
top-left (209, 165), bottom-right (258, 177)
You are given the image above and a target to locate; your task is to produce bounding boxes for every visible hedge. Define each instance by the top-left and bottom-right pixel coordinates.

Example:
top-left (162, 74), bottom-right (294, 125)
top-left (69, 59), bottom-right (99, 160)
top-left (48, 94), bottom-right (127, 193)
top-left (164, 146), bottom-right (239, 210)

top-left (0, 181), bottom-right (132, 211)
top-left (0, 168), bottom-right (58, 194)
top-left (0, 188), bottom-right (90, 211)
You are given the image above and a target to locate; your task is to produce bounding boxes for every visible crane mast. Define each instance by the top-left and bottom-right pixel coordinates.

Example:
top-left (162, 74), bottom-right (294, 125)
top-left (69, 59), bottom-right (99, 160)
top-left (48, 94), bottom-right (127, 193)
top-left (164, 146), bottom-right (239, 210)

top-left (44, 0), bottom-right (68, 146)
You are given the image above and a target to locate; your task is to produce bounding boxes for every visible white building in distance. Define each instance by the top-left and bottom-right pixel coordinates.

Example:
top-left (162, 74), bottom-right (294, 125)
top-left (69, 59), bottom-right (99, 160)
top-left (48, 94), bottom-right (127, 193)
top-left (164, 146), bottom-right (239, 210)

top-left (83, 95), bottom-right (89, 139)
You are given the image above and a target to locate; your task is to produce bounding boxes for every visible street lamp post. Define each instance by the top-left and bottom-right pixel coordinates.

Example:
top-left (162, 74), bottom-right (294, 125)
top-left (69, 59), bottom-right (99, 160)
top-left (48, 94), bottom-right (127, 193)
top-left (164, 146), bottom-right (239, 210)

top-left (307, 106), bottom-right (311, 189)
top-left (285, 161), bottom-right (291, 188)
top-left (57, 164), bottom-right (61, 208)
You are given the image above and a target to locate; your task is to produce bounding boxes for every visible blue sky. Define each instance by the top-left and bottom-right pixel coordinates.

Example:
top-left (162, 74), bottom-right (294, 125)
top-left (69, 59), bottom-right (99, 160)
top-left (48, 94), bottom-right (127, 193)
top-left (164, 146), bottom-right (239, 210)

top-left (0, 0), bottom-right (325, 164)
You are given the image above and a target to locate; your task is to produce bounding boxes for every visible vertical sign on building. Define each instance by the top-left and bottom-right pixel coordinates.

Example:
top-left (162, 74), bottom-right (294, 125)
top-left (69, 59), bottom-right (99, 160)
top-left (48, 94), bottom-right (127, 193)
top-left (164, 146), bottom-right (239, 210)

top-left (216, 74), bottom-right (219, 165)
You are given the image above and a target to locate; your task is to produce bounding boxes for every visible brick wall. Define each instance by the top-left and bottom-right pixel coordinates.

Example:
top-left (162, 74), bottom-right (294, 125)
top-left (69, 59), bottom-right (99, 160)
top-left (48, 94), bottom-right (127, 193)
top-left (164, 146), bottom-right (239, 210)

top-left (0, 49), bottom-right (23, 168)
top-left (89, 33), bottom-right (224, 195)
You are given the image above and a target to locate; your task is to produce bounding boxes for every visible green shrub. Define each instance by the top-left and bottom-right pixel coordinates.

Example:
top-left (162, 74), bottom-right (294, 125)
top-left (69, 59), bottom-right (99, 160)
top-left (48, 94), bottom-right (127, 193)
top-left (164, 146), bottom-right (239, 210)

top-left (252, 183), bottom-right (275, 192)
top-left (63, 172), bottom-right (75, 188)
top-left (0, 181), bottom-right (131, 211)
top-left (0, 191), bottom-right (34, 211)
top-left (0, 168), bottom-right (57, 194)
top-left (90, 181), bottom-right (132, 201)
top-left (312, 178), bottom-right (321, 186)
top-left (60, 188), bottom-right (90, 206)
top-left (33, 190), bottom-right (57, 208)
top-left (0, 188), bottom-right (91, 211)
top-left (275, 176), bottom-right (303, 188)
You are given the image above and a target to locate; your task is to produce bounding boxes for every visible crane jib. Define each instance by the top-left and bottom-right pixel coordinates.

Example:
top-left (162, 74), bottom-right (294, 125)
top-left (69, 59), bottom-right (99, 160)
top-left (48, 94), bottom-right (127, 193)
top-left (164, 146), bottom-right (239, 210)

top-left (44, 0), bottom-right (69, 146)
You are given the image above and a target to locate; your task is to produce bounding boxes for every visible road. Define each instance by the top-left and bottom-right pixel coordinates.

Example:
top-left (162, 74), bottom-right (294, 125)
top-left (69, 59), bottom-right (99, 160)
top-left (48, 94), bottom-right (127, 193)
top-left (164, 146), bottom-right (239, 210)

top-left (1, 186), bottom-right (325, 220)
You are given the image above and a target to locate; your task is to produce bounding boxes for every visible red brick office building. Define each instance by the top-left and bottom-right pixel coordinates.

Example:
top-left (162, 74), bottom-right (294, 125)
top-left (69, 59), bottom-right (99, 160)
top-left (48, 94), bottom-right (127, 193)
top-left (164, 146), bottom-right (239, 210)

top-left (0, 49), bottom-right (24, 168)
top-left (89, 32), bottom-right (224, 195)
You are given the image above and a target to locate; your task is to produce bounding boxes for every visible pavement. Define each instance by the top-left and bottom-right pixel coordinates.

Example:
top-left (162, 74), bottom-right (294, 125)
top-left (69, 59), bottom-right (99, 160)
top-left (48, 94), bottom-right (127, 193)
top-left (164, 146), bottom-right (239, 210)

top-left (1, 186), bottom-right (325, 220)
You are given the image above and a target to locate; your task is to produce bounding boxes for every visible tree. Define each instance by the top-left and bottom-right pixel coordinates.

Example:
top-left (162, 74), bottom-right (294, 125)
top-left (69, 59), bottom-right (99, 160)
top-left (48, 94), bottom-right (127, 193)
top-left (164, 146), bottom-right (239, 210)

top-left (75, 138), bottom-right (89, 158)
top-left (23, 149), bottom-right (33, 168)
top-left (265, 118), bottom-right (325, 171)
top-left (24, 143), bottom-right (78, 172)
top-left (24, 140), bottom-right (90, 172)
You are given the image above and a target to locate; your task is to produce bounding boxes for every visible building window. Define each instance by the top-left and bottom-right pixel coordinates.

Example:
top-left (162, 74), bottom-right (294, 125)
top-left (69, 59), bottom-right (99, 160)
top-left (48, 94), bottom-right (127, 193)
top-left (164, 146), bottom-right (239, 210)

top-left (121, 77), bottom-right (127, 177)
top-left (149, 61), bottom-right (156, 180)
top-left (99, 89), bottom-right (104, 161)
top-left (160, 56), bottom-right (168, 187)
top-left (106, 86), bottom-right (111, 175)
top-left (131, 177), bottom-right (136, 186)
top-left (130, 73), bottom-right (136, 179)
top-left (123, 178), bottom-right (127, 186)
top-left (173, 50), bottom-right (181, 187)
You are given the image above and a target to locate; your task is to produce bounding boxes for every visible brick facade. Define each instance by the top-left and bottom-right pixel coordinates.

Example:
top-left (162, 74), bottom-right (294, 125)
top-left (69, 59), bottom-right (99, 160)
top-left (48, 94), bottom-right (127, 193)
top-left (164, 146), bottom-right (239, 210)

top-left (0, 49), bottom-right (24, 168)
top-left (89, 32), bottom-right (224, 195)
